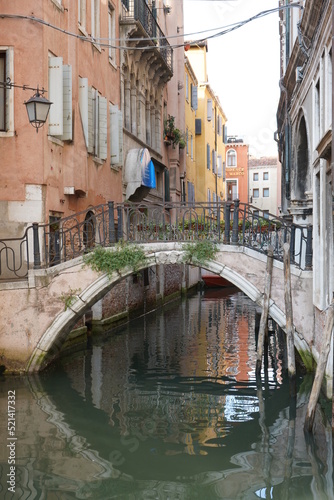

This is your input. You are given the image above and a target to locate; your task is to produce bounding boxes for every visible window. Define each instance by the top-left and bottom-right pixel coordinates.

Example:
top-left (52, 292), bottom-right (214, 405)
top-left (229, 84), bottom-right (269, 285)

top-left (263, 210), bottom-right (269, 219)
top-left (263, 188), bottom-right (269, 197)
top-left (79, 77), bottom-right (107, 160)
top-left (212, 150), bottom-right (217, 174)
top-left (227, 149), bottom-right (237, 167)
top-left (227, 180), bottom-right (238, 201)
top-left (187, 181), bottom-right (195, 205)
top-left (207, 143), bottom-right (210, 170)
top-left (78, 0), bottom-right (87, 31)
top-left (263, 172), bottom-right (269, 180)
top-left (186, 128), bottom-right (189, 155)
top-left (0, 48), bottom-right (14, 134)
top-left (91, 0), bottom-right (100, 42)
top-left (207, 99), bottom-right (212, 121)
top-left (191, 84), bottom-right (198, 111)
top-left (109, 103), bottom-right (123, 165)
top-left (253, 188), bottom-right (259, 198)
top-left (48, 56), bottom-right (72, 140)
top-left (253, 172), bottom-right (259, 181)
top-left (108, 3), bottom-right (116, 65)
top-left (217, 155), bottom-right (222, 178)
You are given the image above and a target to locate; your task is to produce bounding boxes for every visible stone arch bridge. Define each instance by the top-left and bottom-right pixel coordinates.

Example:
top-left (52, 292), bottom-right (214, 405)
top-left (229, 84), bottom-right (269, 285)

top-left (0, 243), bottom-right (313, 375)
top-left (0, 201), bottom-right (316, 377)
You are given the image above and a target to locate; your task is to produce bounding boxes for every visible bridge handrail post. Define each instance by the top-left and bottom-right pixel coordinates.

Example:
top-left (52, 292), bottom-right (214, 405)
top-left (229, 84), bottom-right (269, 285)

top-left (224, 202), bottom-right (231, 244)
top-left (33, 223), bottom-right (41, 269)
top-left (232, 199), bottom-right (240, 244)
top-left (117, 206), bottom-right (123, 241)
top-left (305, 225), bottom-right (312, 270)
top-left (108, 202), bottom-right (116, 244)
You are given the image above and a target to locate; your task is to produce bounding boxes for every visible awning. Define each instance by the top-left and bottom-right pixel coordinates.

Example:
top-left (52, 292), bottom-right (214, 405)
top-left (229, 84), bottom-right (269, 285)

top-left (124, 148), bottom-right (157, 201)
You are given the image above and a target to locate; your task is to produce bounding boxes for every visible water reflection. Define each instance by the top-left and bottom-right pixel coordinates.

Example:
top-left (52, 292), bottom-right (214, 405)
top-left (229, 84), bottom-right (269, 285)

top-left (0, 289), bottom-right (332, 499)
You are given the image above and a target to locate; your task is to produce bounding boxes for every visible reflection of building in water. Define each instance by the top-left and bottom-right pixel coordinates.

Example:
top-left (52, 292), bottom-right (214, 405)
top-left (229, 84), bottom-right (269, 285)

top-left (63, 292), bottom-right (280, 455)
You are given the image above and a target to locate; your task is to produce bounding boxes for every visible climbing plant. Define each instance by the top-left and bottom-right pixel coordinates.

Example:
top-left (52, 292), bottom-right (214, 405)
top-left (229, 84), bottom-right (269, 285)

top-left (83, 241), bottom-right (147, 276)
top-left (182, 240), bottom-right (218, 264)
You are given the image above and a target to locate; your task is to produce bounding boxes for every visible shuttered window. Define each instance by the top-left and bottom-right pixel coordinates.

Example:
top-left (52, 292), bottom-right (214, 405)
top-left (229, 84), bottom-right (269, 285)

top-left (207, 99), bottom-right (212, 121)
top-left (195, 118), bottom-right (201, 135)
top-left (48, 56), bottom-right (72, 140)
top-left (0, 48), bottom-right (14, 134)
top-left (217, 155), bottom-right (222, 178)
top-left (110, 104), bottom-right (123, 166)
top-left (191, 84), bottom-right (198, 111)
top-left (207, 143), bottom-right (210, 170)
top-left (79, 77), bottom-right (107, 160)
top-left (212, 150), bottom-right (217, 174)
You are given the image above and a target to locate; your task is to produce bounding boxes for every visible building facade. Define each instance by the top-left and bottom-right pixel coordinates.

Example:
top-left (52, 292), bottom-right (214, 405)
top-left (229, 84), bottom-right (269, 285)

top-left (0, 0), bottom-right (123, 239)
top-left (225, 137), bottom-right (249, 205)
top-left (248, 156), bottom-right (281, 216)
top-left (185, 42), bottom-right (227, 205)
top-left (276, 0), bottom-right (333, 391)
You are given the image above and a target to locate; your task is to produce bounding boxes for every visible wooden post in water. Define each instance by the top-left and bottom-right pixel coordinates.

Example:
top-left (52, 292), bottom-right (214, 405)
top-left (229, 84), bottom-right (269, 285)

top-left (283, 243), bottom-right (296, 388)
top-left (256, 246), bottom-right (274, 377)
top-left (304, 299), bottom-right (334, 433)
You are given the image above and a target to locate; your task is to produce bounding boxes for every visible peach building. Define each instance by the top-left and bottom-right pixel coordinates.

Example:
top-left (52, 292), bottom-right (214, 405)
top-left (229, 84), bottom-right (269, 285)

top-left (0, 0), bottom-right (185, 241)
top-left (225, 137), bottom-right (249, 205)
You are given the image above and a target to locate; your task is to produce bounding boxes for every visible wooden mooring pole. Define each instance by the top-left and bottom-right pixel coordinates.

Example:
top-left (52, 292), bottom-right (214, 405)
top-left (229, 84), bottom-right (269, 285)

top-left (304, 299), bottom-right (334, 433)
top-left (256, 246), bottom-right (274, 377)
top-left (283, 243), bottom-right (296, 392)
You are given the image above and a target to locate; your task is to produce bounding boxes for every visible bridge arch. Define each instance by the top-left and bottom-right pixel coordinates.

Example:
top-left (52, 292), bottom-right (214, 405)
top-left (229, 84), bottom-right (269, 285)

top-left (27, 243), bottom-right (312, 373)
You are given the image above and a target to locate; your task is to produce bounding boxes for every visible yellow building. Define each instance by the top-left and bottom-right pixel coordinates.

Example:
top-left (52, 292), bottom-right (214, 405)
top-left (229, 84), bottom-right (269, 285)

top-left (185, 42), bottom-right (227, 204)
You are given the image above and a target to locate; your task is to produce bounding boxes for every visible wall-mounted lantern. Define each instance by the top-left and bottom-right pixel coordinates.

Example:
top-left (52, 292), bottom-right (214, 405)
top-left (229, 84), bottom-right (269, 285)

top-left (24, 87), bottom-right (52, 132)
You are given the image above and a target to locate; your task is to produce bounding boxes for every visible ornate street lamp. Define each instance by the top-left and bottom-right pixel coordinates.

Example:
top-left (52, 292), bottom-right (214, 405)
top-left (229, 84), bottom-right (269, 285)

top-left (24, 87), bottom-right (52, 132)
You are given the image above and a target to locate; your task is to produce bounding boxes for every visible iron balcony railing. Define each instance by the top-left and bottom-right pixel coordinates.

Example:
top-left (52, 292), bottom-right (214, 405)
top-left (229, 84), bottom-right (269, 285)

top-left (121, 0), bottom-right (173, 73)
top-left (0, 201), bottom-right (313, 282)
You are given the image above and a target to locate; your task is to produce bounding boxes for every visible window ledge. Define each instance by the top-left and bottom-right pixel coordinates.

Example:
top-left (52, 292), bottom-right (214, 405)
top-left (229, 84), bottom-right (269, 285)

top-left (48, 136), bottom-right (64, 147)
top-left (0, 130), bottom-right (14, 138)
top-left (93, 156), bottom-right (104, 166)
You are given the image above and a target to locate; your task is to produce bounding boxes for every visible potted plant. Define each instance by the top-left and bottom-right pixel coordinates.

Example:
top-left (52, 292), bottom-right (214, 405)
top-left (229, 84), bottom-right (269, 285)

top-left (164, 115), bottom-right (185, 149)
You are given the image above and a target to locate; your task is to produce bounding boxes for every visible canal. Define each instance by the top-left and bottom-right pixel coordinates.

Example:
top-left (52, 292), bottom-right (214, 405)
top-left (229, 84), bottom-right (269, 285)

top-left (0, 288), bottom-right (333, 499)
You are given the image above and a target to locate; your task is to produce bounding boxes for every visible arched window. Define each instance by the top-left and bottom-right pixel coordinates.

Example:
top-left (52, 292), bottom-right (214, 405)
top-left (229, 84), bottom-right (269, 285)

top-left (227, 149), bottom-right (237, 167)
top-left (296, 116), bottom-right (309, 199)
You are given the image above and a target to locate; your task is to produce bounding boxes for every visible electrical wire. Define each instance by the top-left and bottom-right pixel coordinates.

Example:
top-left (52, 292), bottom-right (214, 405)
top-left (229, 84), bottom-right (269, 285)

top-left (0, 4), bottom-right (303, 52)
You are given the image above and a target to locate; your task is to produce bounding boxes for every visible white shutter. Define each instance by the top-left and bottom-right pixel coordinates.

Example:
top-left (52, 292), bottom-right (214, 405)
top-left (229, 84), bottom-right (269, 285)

top-left (61, 64), bottom-right (72, 141)
top-left (98, 96), bottom-right (107, 160)
top-left (217, 155), bottom-right (222, 178)
top-left (118, 109), bottom-right (123, 165)
top-left (110, 104), bottom-right (119, 164)
top-left (87, 86), bottom-right (94, 154)
top-left (79, 77), bottom-right (89, 148)
top-left (110, 105), bottom-right (123, 165)
top-left (212, 150), bottom-right (217, 174)
top-left (207, 99), bottom-right (212, 121)
top-left (191, 85), bottom-right (198, 111)
top-left (48, 56), bottom-right (63, 136)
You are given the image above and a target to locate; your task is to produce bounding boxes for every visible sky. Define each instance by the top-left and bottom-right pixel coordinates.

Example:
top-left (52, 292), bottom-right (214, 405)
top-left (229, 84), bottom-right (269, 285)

top-left (183, 0), bottom-right (281, 158)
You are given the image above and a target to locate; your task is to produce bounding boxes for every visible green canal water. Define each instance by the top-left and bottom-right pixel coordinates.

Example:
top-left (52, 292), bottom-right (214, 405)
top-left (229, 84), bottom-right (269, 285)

top-left (0, 288), bottom-right (333, 499)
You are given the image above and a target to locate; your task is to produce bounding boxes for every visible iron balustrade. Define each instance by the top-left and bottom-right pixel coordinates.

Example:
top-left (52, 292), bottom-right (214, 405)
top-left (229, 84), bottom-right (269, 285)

top-left (121, 0), bottom-right (173, 72)
top-left (0, 201), bottom-right (313, 281)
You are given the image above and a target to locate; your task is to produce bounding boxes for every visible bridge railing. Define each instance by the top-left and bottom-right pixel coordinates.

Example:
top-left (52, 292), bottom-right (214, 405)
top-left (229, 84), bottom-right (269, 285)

top-left (0, 201), bottom-right (313, 281)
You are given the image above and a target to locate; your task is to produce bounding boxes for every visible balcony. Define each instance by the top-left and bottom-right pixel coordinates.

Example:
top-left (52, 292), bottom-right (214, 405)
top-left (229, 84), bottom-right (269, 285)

top-left (121, 0), bottom-right (173, 76)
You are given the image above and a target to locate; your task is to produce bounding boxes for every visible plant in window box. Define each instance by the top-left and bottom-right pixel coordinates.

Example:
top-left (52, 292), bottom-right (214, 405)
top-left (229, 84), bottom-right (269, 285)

top-left (164, 115), bottom-right (185, 148)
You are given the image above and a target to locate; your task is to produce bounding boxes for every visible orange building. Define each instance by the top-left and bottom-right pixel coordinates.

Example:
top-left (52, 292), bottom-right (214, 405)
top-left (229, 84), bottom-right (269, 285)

top-left (225, 137), bottom-right (249, 205)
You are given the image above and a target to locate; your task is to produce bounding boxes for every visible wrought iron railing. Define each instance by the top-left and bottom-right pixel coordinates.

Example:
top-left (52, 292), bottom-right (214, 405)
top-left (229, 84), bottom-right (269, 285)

top-left (0, 201), bottom-right (313, 281)
top-left (121, 0), bottom-right (173, 73)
